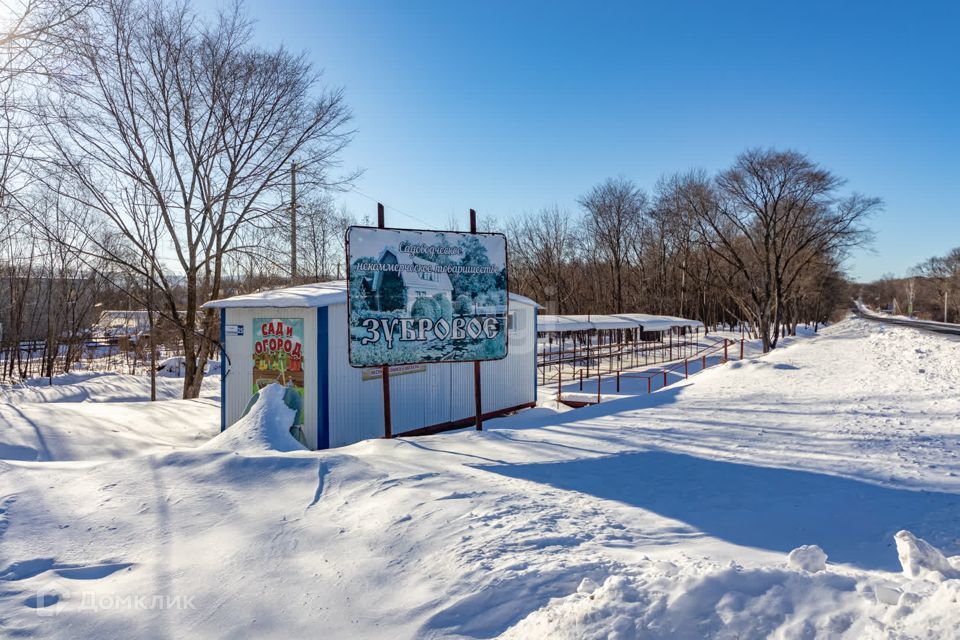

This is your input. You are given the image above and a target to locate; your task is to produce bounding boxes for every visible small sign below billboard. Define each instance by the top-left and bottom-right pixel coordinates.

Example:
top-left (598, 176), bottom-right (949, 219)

top-left (346, 226), bottom-right (508, 367)
top-left (361, 364), bottom-right (427, 381)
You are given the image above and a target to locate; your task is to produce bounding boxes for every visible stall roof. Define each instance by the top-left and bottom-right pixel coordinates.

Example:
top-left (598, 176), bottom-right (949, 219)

top-left (535, 315), bottom-right (595, 332)
top-left (562, 314), bottom-right (638, 330)
top-left (614, 313), bottom-right (704, 332)
top-left (537, 313), bottom-right (704, 333)
top-left (202, 280), bottom-right (540, 309)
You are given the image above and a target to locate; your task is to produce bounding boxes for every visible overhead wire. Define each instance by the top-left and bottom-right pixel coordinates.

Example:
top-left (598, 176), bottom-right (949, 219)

top-left (347, 186), bottom-right (436, 228)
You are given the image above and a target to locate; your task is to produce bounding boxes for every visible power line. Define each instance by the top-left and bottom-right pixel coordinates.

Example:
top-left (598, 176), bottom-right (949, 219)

top-left (347, 187), bottom-right (434, 228)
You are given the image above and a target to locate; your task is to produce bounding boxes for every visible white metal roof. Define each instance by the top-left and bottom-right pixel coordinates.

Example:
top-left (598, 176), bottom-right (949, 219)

top-left (535, 315), bottom-right (595, 332)
top-left (562, 314), bottom-right (638, 330)
top-left (614, 313), bottom-right (704, 331)
top-left (203, 280), bottom-right (540, 309)
top-left (537, 312), bottom-right (704, 333)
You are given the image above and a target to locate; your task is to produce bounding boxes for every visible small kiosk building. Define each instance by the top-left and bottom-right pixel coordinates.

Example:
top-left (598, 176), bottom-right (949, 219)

top-left (204, 281), bottom-right (539, 450)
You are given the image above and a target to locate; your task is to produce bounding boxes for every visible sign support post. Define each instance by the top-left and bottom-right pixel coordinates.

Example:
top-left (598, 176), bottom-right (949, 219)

top-left (470, 208), bottom-right (483, 431)
top-left (378, 202), bottom-right (392, 439)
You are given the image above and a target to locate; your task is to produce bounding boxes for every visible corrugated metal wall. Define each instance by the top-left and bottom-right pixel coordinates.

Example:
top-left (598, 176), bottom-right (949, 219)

top-left (221, 302), bottom-right (535, 450)
top-left (448, 303), bottom-right (536, 420)
top-left (222, 307), bottom-right (319, 449)
top-left (326, 301), bottom-right (537, 447)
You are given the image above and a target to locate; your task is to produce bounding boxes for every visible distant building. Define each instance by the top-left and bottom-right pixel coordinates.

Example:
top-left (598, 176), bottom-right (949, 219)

top-left (92, 310), bottom-right (150, 339)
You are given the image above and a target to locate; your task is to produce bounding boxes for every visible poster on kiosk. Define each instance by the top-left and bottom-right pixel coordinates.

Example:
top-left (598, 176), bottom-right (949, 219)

top-left (345, 226), bottom-right (509, 367)
top-left (251, 317), bottom-right (306, 444)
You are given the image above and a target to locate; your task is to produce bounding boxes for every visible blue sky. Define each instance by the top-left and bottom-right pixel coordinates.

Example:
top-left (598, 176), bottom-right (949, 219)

top-left (205, 0), bottom-right (958, 281)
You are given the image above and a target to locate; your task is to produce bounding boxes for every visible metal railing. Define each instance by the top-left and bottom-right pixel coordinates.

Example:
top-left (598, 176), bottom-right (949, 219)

top-left (543, 335), bottom-right (745, 407)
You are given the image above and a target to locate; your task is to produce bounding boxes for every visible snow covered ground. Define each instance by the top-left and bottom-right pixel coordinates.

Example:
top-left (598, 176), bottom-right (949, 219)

top-left (0, 373), bottom-right (220, 461)
top-left (1, 318), bottom-right (959, 638)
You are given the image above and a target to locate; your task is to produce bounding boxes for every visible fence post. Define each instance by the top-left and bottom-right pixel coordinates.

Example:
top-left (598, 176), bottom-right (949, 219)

top-left (684, 360), bottom-right (688, 379)
top-left (740, 338), bottom-right (745, 360)
top-left (616, 370), bottom-right (620, 392)
top-left (557, 361), bottom-right (562, 403)
top-left (597, 374), bottom-right (602, 404)
top-left (586, 336), bottom-right (590, 380)
top-left (662, 370), bottom-right (667, 387)
top-left (579, 369), bottom-right (583, 391)
top-left (702, 354), bottom-right (706, 371)
top-left (647, 376), bottom-right (652, 394)
top-left (723, 339), bottom-right (728, 362)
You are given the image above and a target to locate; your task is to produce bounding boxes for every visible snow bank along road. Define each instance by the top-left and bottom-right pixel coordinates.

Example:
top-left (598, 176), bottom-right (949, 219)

top-left (1, 318), bottom-right (959, 638)
top-left (854, 303), bottom-right (960, 337)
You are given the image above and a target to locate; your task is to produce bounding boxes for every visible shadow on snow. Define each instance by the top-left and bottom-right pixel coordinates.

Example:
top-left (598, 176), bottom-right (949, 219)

top-left (478, 450), bottom-right (960, 571)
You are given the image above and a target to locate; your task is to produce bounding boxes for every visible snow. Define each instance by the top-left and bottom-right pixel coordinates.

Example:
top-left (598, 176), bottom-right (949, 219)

top-left (499, 566), bottom-right (875, 639)
top-left (202, 383), bottom-right (304, 453)
top-left (0, 370), bottom-right (216, 403)
top-left (537, 313), bottom-right (703, 333)
top-left (1, 317), bottom-right (960, 638)
top-left (0, 373), bottom-right (219, 461)
top-left (202, 280), bottom-right (350, 309)
top-left (895, 530), bottom-right (960, 580)
top-left (789, 545), bottom-right (828, 573)
top-left (614, 312), bottom-right (705, 331)
top-left (203, 279), bottom-right (540, 309)
top-left (547, 314), bottom-right (639, 330)
top-left (536, 314), bottom-right (600, 332)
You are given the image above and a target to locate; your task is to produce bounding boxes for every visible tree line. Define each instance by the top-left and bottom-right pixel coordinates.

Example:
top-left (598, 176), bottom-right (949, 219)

top-left (860, 247), bottom-right (960, 322)
top-left (505, 149), bottom-right (878, 352)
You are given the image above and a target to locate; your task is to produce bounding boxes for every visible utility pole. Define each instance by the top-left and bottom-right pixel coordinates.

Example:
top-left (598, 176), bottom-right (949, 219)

top-left (290, 161), bottom-right (298, 283)
top-left (149, 260), bottom-right (156, 402)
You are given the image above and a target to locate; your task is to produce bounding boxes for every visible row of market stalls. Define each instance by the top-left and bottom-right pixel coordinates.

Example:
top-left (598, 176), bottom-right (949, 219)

top-left (536, 313), bottom-right (706, 388)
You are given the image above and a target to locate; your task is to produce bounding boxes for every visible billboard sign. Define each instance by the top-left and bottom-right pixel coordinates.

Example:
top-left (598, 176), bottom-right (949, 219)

top-left (346, 226), bottom-right (508, 367)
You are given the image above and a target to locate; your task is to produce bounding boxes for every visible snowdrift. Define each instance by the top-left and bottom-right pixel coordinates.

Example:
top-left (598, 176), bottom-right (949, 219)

top-left (501, 532), bottom-right (960, 639)
top-left (0, 372), bottom-right (219, 462)
top-left (202, 383), bottom-right (305, 453)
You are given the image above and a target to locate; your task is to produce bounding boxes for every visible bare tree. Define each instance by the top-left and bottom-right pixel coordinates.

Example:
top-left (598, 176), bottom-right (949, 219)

top-left (678, 150), bottom-right (877, 351)
top-left (0, 0), bottom-right (93, 50)
top-left (507, 206), bottom-right (578, 314)
top-left (298, 196), bottom-right (353, 281)
top-left (578, 177), bottom-right (647, 314)
top-left (39, 0), bottom-right (355, 397)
